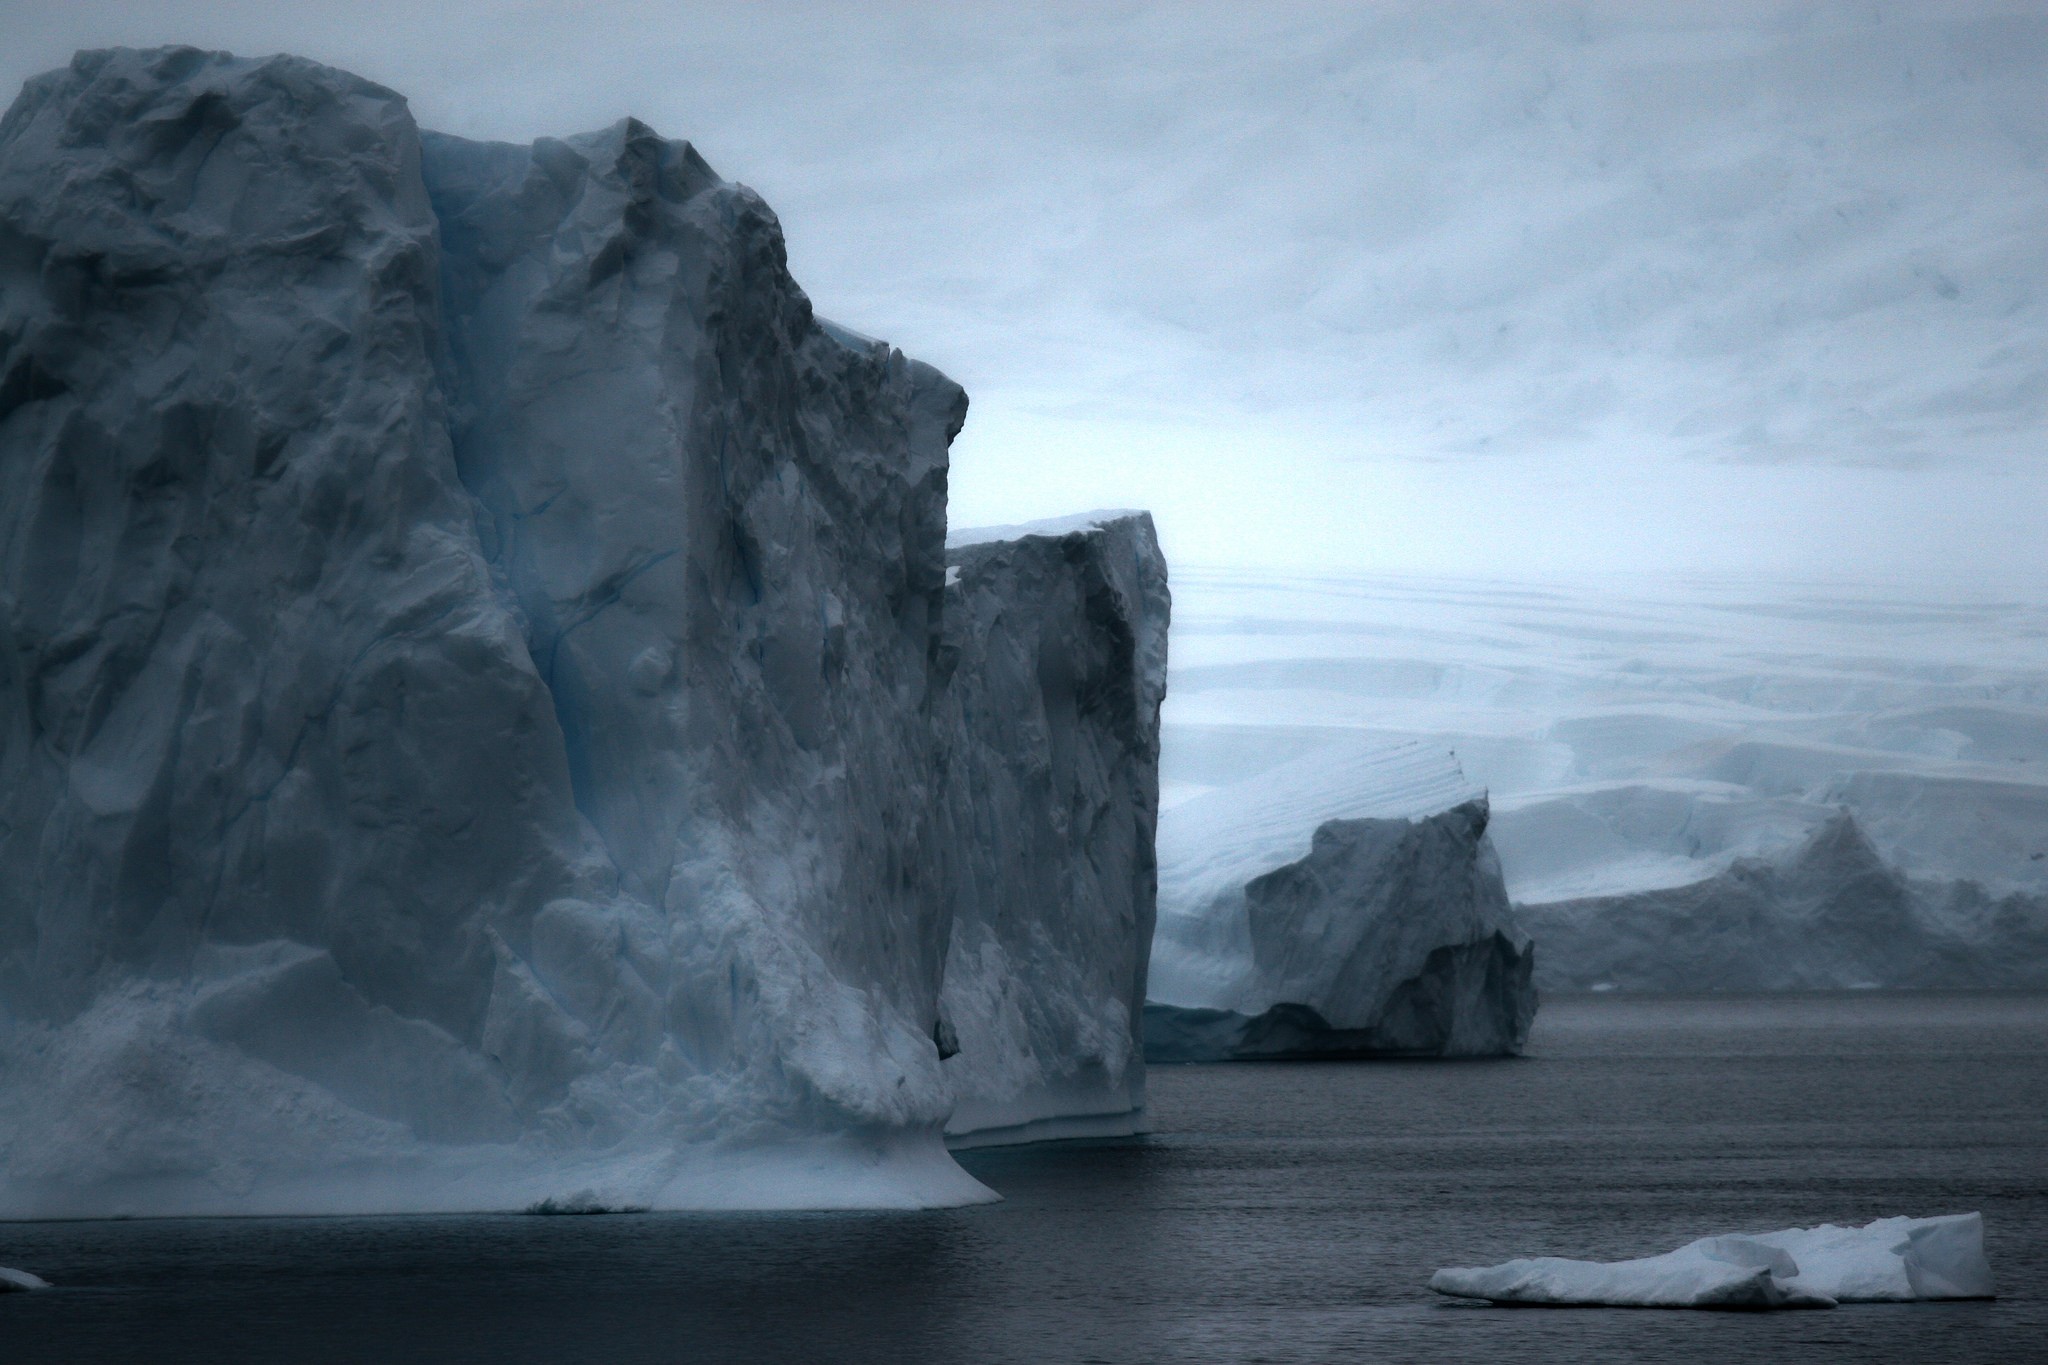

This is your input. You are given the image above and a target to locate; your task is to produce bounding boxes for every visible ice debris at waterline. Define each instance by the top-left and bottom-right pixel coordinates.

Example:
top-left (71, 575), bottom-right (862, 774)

top-left (938, 514), bottom-right (1169, 1147)
top-left (1145, 740), bottom-right (1535, 1060)
top-left (0, 1266), bottom-right (52, 1293)
top-left (0, 48), bottom-right (1161, 1217)
top-left (1430, 1213), bottom-right (1996, 1310)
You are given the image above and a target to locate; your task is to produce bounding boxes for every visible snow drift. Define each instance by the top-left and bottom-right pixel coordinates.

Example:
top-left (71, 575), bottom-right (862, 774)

top-left (1430, 1213), bottom-right (1995, 1309)
top-left (0, 46), bottom-right (1009, 1216)
top-left (937, 513), bottom-right (1169, 1146)
top-left (1145, 740), bottom-right (1535, 1061)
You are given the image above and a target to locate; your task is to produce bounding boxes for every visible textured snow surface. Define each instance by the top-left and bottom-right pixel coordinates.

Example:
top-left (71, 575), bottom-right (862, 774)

top-left (937, 513), bottom-right (1169, 1146)
top-left (0, 47), bottom-right (1000, 1216)
top-left (1166, 571), bottom-right (2048, 992)
top-left (1431, 1213), bottom-right (1995, 1309)
top-left (1147, 737), bottom-right (1535, 1060)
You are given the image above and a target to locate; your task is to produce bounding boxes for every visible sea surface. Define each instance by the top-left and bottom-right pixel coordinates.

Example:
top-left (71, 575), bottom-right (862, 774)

top-left (4, 994), bottom-right (2044, 1363)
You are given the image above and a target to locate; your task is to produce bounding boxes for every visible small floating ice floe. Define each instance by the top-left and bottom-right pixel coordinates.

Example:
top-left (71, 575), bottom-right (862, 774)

top-left (1, 1266), bottom-right (52, 1292)
top-left (1430, 1213), bottom-right (1994, 1309)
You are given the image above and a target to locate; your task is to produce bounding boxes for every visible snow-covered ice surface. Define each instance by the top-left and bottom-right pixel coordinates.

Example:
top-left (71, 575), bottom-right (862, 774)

top-left (1431, 1212), bottom-right (1995, 1309)
top-left (1164, 570), bottom-right (2048, 992)
top-left (0, 47), bottom-right (997, 1216)
top-left (1147, 738), bottom-right (1535, 1060)
top-left (937, 513), bottom-right (1169, 1146)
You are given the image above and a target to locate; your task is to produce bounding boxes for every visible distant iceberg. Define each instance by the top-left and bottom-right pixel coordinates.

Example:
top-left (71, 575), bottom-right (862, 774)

top-left (1518, 810), bottom-right (2048, 992)
top-left (1146, 739), bottom-right (1535, 1060)
top-left (1431, 1212), bottom-right (1995, 1309)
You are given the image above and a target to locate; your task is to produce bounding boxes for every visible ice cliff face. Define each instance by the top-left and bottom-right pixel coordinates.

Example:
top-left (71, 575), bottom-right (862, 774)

top-left (0, 47), bottom-right (985, 1216)
top-left (936, 513), bottom-right (1168, 1145)
top-left (1520, 810), bottom-right (2048, 993)
top-left (1146, 742), bottom-right (1536, 1061)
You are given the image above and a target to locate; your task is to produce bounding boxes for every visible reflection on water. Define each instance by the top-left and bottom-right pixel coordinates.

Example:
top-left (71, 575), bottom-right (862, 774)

top-left (4, 995), bottom-right (2044, 1363)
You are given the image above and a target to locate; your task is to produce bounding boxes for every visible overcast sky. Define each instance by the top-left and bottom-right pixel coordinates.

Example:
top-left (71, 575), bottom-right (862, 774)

top-left (4, 1), bottom-right (2043, 586)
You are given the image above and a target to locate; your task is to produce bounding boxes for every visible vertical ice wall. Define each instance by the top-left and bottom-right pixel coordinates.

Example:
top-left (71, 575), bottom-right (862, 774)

top-left (0, 47), bottom-right (986, 1216)
top-left (936, 512), bottom-right (1170, 1146)
top-left (418, 121), bottom-right (969, 1158)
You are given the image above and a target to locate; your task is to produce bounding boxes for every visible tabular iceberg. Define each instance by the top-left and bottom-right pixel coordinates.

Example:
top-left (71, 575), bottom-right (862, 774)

top-left (1430, 1212), bottom-right (1995, 1309)
top-left (1145, 740), bottom-right (1536, 1060)
top-left (0, 47), bottom-right (993, 1215)
top-left (936, 513), bottom-right (1169, 1146)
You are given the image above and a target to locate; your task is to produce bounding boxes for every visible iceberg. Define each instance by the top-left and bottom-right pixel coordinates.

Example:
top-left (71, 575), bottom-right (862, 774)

top-left (0, 1266), bottom-right (51, 1293)
top-left (936, 513), bottom-right (1169, 1146)
top-left (0, 46), bottom-right (1000, 1216)
top-left (1146, 740), bottom-right (1535, 1060)
top-left (1430, 1212), bottom-right (1996, 1309)
top-left (1518, 811), bottom-right (2048, 992)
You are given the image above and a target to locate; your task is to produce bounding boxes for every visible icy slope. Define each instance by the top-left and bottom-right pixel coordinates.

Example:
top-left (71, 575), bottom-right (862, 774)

top-left (1146, 742), bottom-right (1534, 1060)
top-left (936, 513), bottom-right (1169, 1146)
top-left (0, 47), bottom-right (985, 1216)
top-left (1165, 570), bottom-right (2048, 991)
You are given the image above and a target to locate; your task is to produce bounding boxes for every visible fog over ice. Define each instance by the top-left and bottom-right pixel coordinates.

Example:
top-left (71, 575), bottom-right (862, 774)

top-left (3, 0), bottom-right (2042, 585)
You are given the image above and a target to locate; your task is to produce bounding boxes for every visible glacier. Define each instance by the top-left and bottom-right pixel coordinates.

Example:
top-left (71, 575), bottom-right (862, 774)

top-left (937, 512), bottom-right (1169, 1146)
top-left (1430, 1213), bottom-right (1995, 1309)
top-left (1163, 570), bottom-right (2048, 994)
top-left (1145, 739), bottom-right (1535, 1061)
top-left (0, 45), bottom-right (1154, 1216)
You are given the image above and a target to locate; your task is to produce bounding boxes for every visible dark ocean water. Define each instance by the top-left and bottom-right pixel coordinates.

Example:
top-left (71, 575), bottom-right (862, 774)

top-left (3, 994), bottom-right (2044, 1364)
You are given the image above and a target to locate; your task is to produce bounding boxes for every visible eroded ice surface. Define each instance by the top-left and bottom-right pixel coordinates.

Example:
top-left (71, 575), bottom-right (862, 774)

top-left (1430, 1213), bottom-right (1995, 1309)
top-left (938, 513), bottom-right (1169, 1146)
top-left (0, 47), bottom-right (990, 1216)
top-left (1165, 571), bottom-right (2048, 991)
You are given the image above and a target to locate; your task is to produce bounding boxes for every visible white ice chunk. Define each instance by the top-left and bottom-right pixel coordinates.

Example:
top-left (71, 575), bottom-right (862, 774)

top-left (1430, 1213), bottom-right (1995, 1309)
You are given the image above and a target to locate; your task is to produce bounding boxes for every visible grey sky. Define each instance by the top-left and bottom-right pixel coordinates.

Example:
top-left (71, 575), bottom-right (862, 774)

top-left (4, 1), bottom-right (2043, 583)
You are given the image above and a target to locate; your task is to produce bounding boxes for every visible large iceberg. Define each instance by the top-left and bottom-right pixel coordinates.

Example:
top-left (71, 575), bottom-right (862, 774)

top-left (1431, 1213), bottom-right (1996, 1309)
top-left (0, 47), bottom-right (1001, 1215)
top-left (1145, 739), bottom-right (1536, 1060)
top-left (936, 513), bottom-right (1169, 1146)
